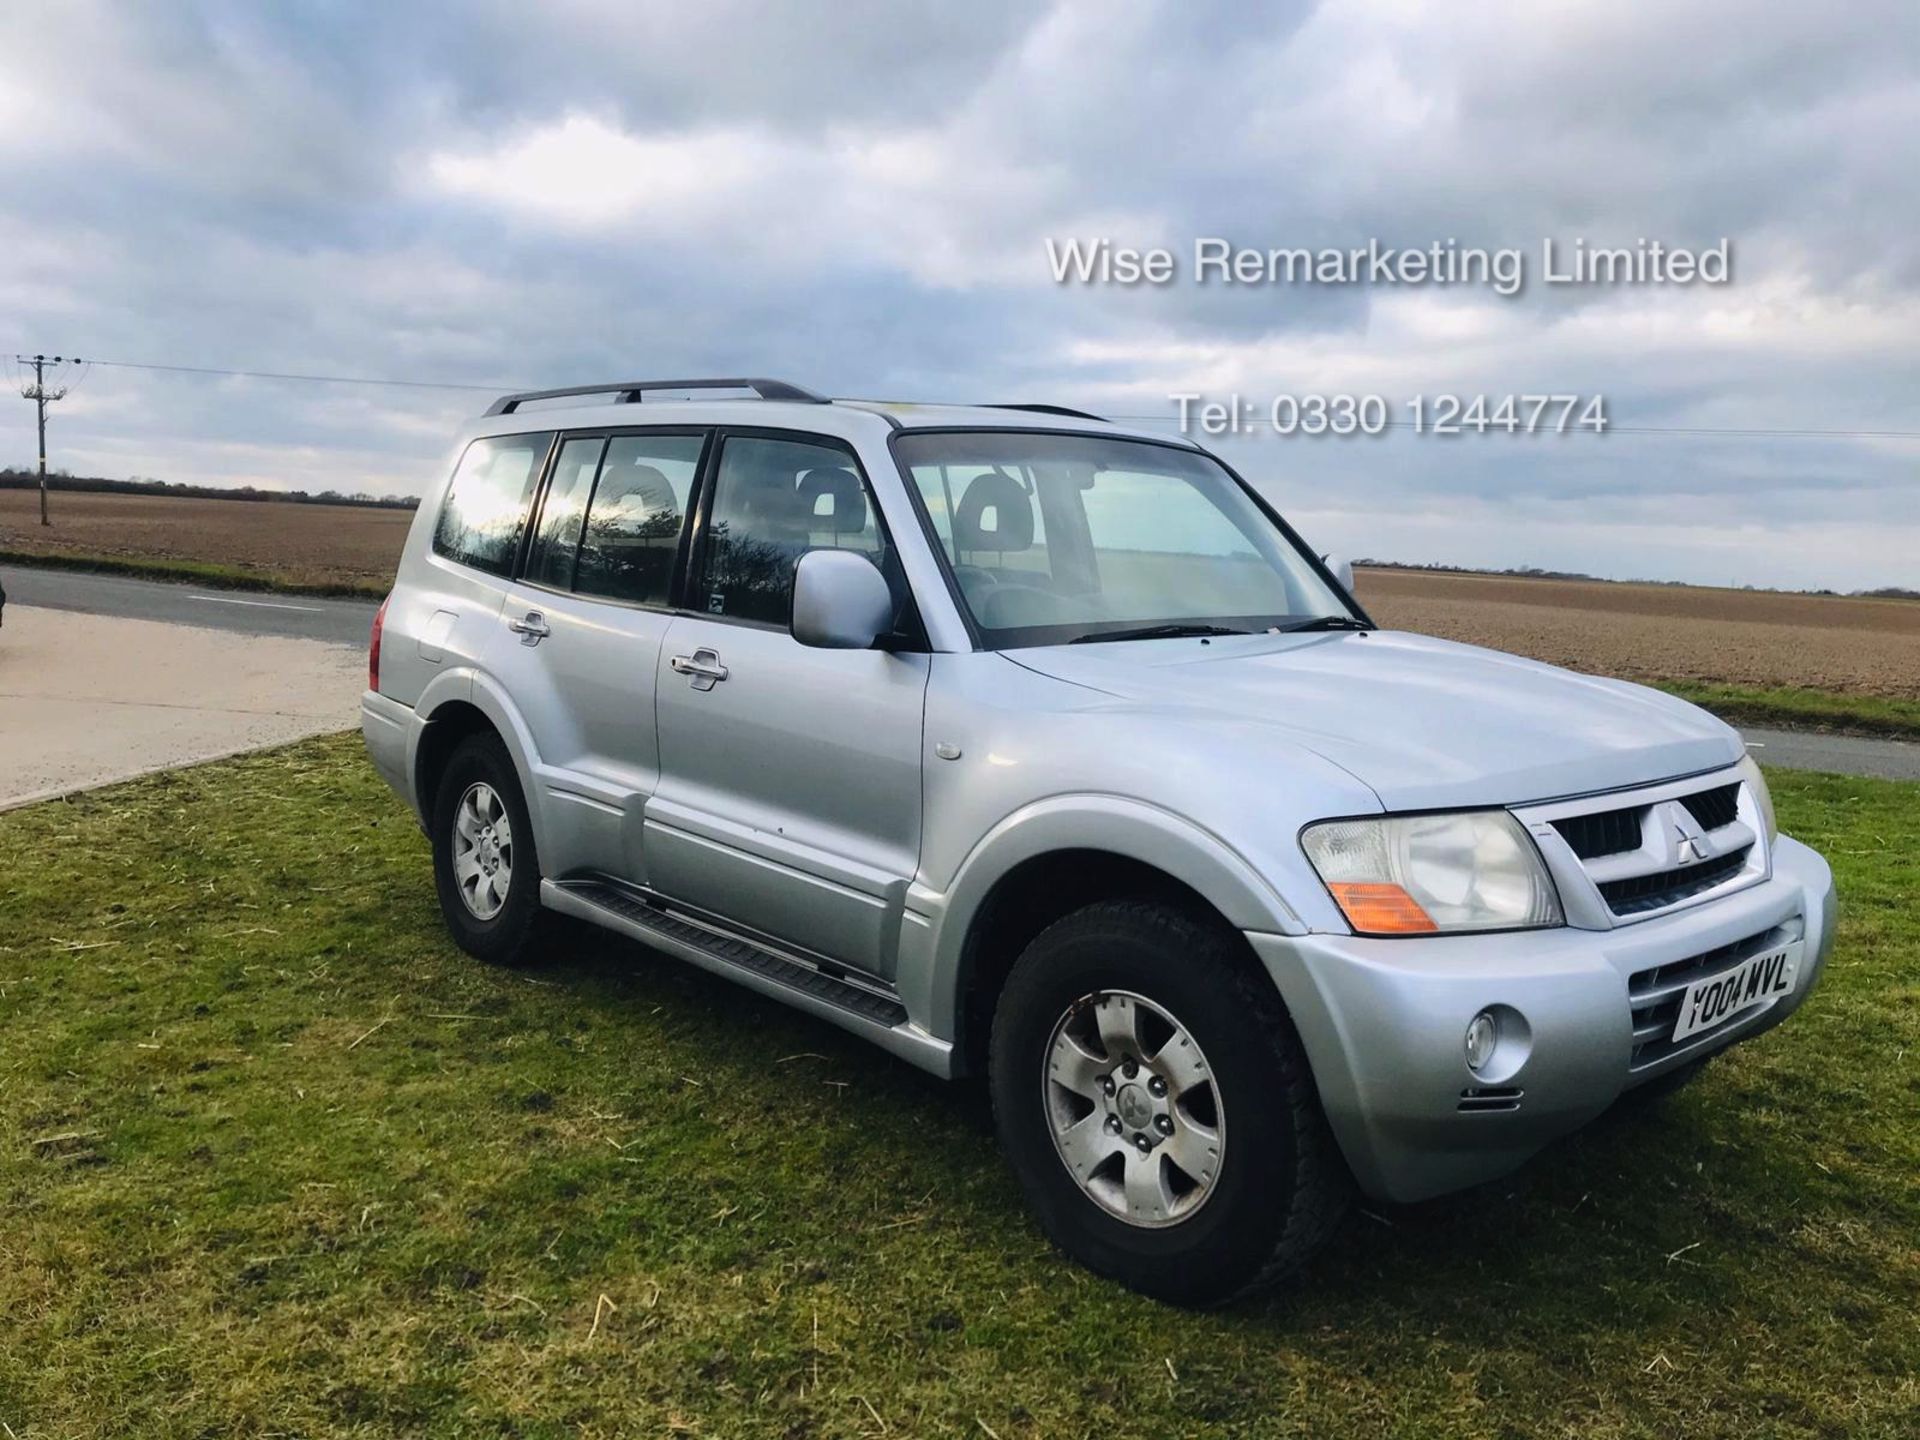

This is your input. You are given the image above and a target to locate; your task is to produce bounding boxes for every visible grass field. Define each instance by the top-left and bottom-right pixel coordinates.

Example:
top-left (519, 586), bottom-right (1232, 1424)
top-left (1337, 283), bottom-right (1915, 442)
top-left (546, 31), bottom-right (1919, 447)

top-left (2, 736), bottom-right (1915, 1438)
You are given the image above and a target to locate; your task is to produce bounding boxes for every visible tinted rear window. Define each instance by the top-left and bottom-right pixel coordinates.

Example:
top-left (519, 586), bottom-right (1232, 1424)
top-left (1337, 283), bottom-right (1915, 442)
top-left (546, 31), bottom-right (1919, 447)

top-left (432, 433), bottom-right (553, 576)
top-left (574, 433), bottom-right (705, 607)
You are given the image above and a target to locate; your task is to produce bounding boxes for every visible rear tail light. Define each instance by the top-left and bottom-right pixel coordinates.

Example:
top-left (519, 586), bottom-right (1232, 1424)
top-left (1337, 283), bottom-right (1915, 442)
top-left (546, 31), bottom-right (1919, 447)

top-left (368, 594), bottom-right (390, 692)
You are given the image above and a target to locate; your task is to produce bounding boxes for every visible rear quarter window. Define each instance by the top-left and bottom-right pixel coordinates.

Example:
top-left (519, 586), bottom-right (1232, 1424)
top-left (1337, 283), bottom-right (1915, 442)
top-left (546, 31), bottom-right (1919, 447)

top-left (432, 432), bottom-right (554, 576)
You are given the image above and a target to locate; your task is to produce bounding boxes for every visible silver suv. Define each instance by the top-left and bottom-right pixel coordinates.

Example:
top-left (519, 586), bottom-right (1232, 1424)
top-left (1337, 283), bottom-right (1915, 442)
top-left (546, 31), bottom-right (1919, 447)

top-left (362, 377), bottom-right (1835, 1305)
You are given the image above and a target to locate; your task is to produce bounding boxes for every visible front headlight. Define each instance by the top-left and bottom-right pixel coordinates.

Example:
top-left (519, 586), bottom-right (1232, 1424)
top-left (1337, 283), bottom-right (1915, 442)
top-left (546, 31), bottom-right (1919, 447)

top-left (1737, 753), bottom-right (1777, 840)
top-left (1301, 811), bottom-right (1564, 936)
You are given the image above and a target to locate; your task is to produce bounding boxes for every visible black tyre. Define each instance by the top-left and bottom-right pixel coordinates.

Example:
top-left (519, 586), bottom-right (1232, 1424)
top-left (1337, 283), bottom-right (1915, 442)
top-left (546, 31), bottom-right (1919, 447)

top-left (988, 900), bottom-right (1349, 1307)
top-left (430, 734), bottom-right (550, 966)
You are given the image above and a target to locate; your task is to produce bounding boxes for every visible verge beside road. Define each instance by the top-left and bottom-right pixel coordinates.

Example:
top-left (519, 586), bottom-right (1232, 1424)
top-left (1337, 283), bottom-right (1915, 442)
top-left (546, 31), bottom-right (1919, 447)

top-left (0, 546), bottom-right (389, 599)
top-left (1658, 680), bottom-right (1920, 744)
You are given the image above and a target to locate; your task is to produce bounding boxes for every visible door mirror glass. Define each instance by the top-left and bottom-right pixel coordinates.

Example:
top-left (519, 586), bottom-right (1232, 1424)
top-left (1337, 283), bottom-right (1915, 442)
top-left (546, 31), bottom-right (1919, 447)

top-left (1322, 552), bottom-right (1356, 593)
top-left (791, 550), bottom-right (894, 649)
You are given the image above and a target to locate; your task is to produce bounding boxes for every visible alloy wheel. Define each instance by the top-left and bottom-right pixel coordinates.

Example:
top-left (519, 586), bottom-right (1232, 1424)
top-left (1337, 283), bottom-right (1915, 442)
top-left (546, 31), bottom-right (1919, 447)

top-left (451, 781), bottom-right (513, 920)
top-left (1041, 990), bottom-right (1225, 1227)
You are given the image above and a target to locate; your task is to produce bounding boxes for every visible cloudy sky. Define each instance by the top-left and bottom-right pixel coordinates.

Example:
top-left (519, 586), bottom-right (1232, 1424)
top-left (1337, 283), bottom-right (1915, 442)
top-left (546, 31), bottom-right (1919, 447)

top-left (2, 0), bottom-right (1914, 590)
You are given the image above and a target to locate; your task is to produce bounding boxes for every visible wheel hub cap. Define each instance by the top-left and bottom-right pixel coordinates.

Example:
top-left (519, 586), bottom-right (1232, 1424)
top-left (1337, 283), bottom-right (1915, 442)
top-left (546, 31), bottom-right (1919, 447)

top-left (451, 782), bottom-right (513, 920)
top-left (1042, 990), bottom-right (1225, 1228)
top-left (1115, 1083), bottom-right (1155, 1132)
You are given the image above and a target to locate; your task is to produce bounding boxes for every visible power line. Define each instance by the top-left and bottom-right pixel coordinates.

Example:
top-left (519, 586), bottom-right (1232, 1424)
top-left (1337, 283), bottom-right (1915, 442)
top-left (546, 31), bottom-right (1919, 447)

top-left (82, 357), bottom-right (514, 392)
top-left (15, 354), bottom-right (1918, 439)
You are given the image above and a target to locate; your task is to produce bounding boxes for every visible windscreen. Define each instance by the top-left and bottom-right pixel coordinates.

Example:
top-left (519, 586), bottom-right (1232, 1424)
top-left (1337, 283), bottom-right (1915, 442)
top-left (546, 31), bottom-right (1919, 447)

top-left (895, 431), bottom-right (1356, 648)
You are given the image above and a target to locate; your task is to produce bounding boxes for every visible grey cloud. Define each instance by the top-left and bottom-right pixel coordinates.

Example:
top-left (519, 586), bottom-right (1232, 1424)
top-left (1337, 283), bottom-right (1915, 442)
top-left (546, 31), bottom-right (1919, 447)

top-left (0, 0), bottom-right (1913, 589)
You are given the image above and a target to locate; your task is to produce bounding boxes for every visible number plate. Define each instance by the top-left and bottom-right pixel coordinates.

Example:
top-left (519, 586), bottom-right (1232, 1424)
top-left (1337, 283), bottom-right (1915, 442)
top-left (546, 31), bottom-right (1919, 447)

top-left (1671, 943), bottom-right (1802, 1043)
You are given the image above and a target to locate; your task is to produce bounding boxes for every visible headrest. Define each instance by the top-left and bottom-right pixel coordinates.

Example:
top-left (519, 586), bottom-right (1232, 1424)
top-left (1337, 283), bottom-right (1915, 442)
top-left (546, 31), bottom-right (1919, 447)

top-left (600, 462), bottom-right (677, 515)
top-left (733, 463), bottom-right (810, 539)
top-left (953, 469), bottom-right (1034, 553)
top-left (797, 466), bottom-right (867, 536)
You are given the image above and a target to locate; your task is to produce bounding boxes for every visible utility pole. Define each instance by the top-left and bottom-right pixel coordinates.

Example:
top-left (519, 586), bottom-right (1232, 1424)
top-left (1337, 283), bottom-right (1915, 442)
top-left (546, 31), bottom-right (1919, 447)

top-left (17, 353), bottom-right (81, 525)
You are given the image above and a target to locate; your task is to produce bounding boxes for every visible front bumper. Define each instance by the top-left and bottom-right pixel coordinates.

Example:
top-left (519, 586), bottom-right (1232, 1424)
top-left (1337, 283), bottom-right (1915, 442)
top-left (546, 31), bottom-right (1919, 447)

top-left (1248, 834), bottom-right (1836, 1203)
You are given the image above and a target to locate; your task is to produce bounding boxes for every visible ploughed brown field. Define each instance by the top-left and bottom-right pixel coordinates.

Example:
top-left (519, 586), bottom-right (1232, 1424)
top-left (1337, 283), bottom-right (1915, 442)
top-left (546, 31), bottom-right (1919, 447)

top-left (1355, 568), bottom-right (1920, 701)
top-left (1, 486), bottom-right (413, 590)
top-left (4, 486), bottom-right (1915, 697)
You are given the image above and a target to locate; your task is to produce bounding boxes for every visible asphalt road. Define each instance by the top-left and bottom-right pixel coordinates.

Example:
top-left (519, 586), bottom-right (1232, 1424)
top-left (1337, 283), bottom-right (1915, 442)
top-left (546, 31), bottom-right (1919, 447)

top-left (3, 566), bottom-right (1916, 781)
top-left (1739, 726), bottom-right (1920, 782)
top-left (1, 566), bottom-right (379, 646)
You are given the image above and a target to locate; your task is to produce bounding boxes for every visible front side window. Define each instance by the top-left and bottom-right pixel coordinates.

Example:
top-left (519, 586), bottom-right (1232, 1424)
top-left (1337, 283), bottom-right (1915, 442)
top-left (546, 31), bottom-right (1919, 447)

top-left (695, 436), bottom-right (890, 625)
top-left (432, 432), bottom-right (553, 576)
top-left (573, 433), bottom-right (705, 606)
top-left (898, 431), bottom-right (1356, 647)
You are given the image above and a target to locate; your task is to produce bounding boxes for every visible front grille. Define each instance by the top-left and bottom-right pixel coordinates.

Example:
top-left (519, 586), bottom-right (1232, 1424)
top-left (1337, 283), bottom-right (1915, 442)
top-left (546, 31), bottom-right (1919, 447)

top-left (1599, 845), bottom-right (1751, 916)
top-left (1518, 767), bottom-right (1764, 925)
top-left (1680, 782), bottom-right (1740, 832)
top-left (1551, 804), bottom-right (1646, 860)
top-left (1628, 925), bottom-right (1789, 1069)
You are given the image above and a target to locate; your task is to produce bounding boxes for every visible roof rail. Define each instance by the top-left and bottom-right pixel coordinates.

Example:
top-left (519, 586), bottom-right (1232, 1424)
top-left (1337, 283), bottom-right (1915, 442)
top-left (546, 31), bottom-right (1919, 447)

top-left (985, 402), bottom-right (1109, 423)
top-left (485, 377), bottom-right (828, 416)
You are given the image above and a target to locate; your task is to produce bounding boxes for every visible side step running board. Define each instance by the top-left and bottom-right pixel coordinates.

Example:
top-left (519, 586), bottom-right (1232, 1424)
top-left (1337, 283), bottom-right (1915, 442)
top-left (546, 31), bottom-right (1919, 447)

top-left (540, 879), bottom-right (954, 1078)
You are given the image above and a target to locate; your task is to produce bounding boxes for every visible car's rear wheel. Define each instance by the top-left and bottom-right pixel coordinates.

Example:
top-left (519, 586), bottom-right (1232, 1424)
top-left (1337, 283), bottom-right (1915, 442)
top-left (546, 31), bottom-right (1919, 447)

top-left (989, 900), bottom-right (1349, 1307)
top-left (431, 734), bottom-right (550, 966)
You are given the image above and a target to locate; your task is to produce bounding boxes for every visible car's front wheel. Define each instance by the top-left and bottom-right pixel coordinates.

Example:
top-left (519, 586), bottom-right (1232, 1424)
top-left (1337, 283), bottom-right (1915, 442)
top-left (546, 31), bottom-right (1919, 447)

top-left (430, 734), bottom-right (550, 966)
top-left (989, 901), bottom-right (1349, 1307)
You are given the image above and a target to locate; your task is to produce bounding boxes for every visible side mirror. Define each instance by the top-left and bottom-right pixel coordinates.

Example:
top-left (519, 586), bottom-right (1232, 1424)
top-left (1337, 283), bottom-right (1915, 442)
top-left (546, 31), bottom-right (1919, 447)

top-left (791, 549), bottom-right (895, 650)
top-left (1322, 552), bottom-right (1356, 593)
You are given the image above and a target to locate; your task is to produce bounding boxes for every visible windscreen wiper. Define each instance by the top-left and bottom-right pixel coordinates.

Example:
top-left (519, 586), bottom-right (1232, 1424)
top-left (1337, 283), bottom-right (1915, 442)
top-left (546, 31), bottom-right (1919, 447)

top-left (1070, 623), bottom-right (1251, 644)
top-left (1280, 615), bottom-right (1373, 632)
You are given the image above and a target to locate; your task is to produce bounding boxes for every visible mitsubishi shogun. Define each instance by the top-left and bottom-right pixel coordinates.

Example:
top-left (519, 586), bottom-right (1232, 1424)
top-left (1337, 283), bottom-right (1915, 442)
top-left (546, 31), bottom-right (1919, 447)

top-left (363, 377), bottom-right (1834, 1305)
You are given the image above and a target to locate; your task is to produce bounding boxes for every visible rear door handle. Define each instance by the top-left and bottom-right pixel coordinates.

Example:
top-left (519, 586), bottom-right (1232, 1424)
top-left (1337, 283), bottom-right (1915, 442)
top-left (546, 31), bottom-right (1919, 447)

top-left (507, 610), bottom-right (551, 644)
top-left (670, 647), bottom-right (729, 690)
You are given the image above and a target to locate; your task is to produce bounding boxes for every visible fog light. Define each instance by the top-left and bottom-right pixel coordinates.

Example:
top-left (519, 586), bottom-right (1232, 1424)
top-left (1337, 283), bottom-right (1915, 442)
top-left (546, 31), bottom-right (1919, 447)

top-left (1465, 1011), bottom-right (1499, 1073)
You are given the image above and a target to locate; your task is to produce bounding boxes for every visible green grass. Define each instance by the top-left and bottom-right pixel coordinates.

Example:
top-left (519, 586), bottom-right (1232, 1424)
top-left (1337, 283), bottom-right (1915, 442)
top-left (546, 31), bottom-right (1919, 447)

top-left (2, 738), bottom-right (1916, 1438)
top-left (1655, 679), bottom-right (1920, 742)
top-left (0, 548), bottom-right (389, 599)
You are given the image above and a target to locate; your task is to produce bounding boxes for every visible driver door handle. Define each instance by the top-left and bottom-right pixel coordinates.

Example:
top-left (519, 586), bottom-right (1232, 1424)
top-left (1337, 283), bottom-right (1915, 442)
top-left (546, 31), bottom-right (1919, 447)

top-left (670, 647), bottom-right (729, 691)
top-left (507, 610), bottom-right (551, 644)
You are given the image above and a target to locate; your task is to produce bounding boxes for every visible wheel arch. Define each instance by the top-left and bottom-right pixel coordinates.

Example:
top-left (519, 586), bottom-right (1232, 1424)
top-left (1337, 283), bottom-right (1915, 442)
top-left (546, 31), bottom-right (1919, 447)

top-left (413, 699), bottom-right (498, 821)
top-left (412, 669), bottom-right (550, 854)
top-left (916, 797), bottom-right (1308, 1076)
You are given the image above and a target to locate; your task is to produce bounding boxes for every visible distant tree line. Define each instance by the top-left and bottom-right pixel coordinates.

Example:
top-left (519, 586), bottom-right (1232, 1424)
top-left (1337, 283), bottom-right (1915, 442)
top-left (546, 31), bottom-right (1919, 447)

top-left (0, 469), bottom-right (419, 510)
top-left (1355, 558), bottom-right (1917, 602)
